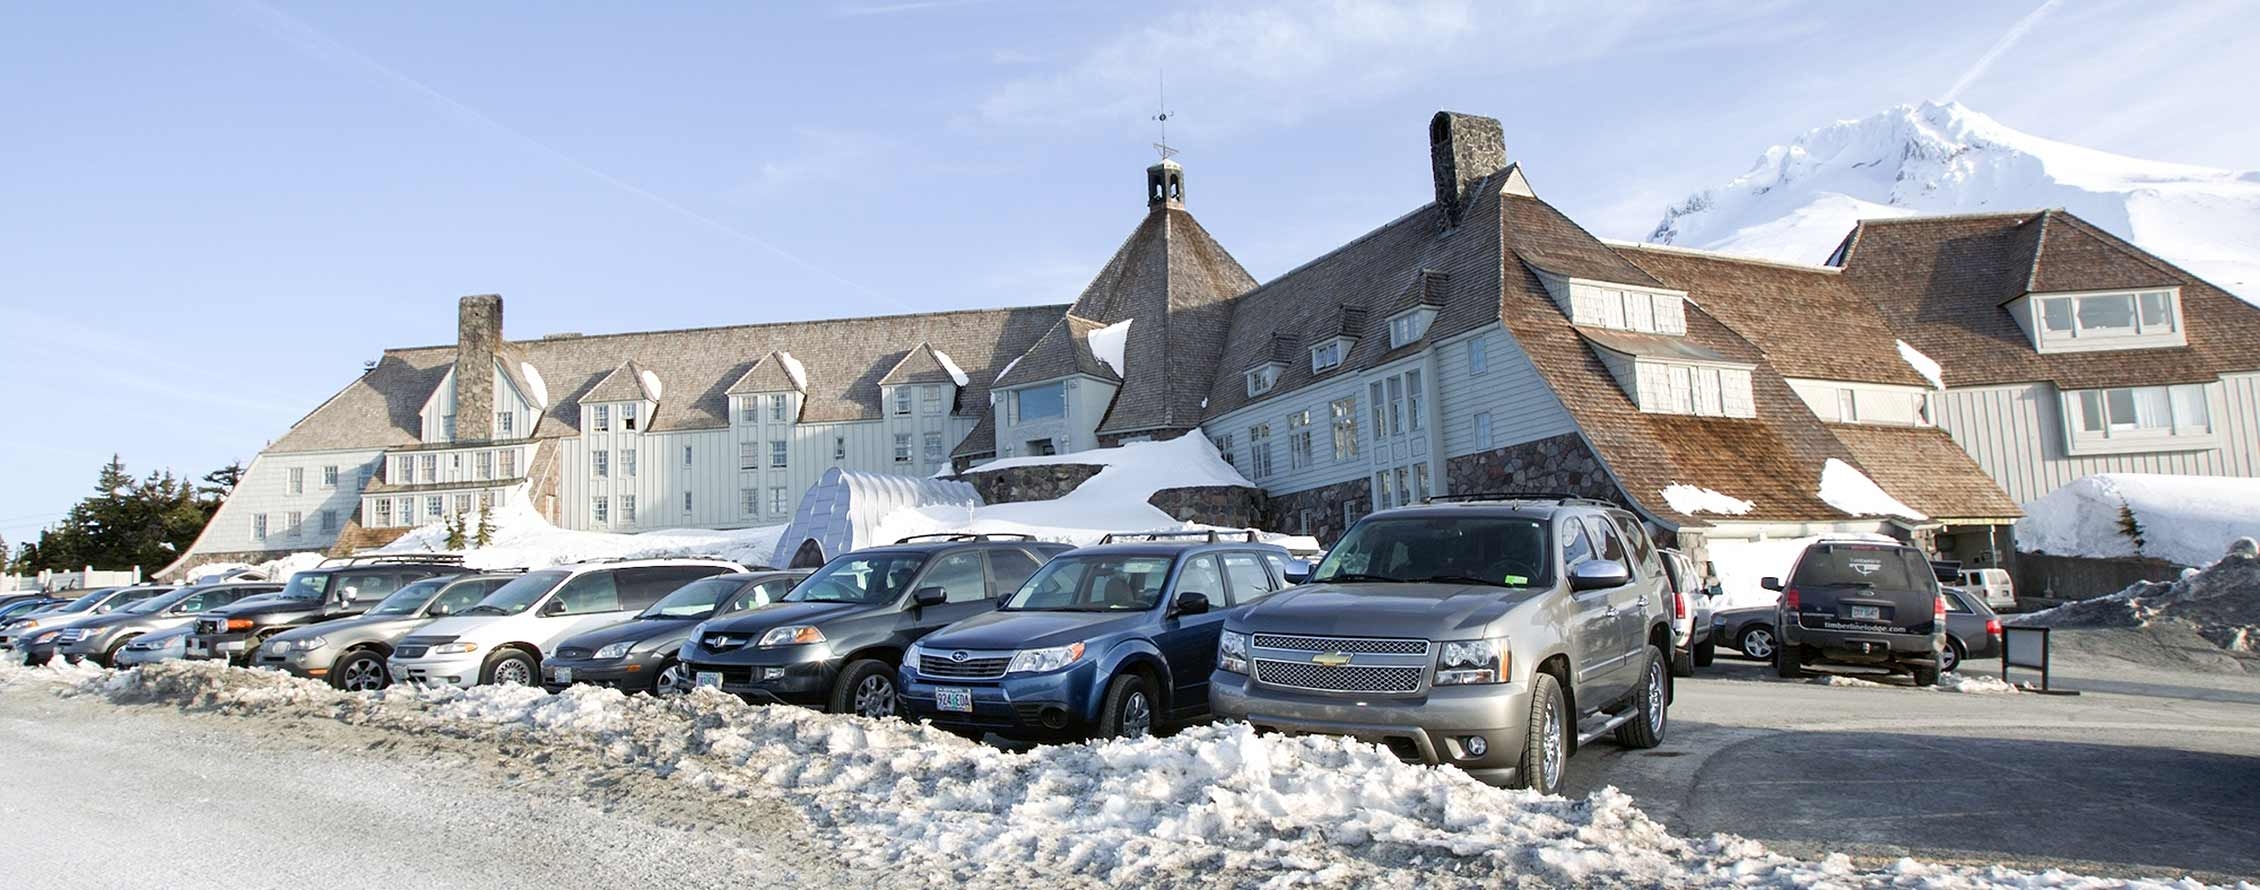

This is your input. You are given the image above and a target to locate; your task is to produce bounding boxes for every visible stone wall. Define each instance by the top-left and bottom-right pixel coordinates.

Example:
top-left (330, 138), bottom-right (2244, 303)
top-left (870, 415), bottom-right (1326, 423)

top-left (455, 294), bottom-right (502, 441)
top-left (958, 463), bottom-right (1103, 505)
top-left (1149, 486), bottom-right (1265, 531)
top-left (955, 462), bottom-right (1268, 532)
top-left (1262, 476), bottom-right (1373, 548)
top-left (1443, 432), bottom-right (1627, 507)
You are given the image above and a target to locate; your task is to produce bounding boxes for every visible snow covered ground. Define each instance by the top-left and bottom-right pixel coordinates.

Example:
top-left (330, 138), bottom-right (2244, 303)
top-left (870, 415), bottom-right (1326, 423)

top-left (2016, 474), bottom-right (2260, 569)
top-left (365, 499), bottom-right (787, 570)
top-left (0, 657), bottom-right (2233, 889)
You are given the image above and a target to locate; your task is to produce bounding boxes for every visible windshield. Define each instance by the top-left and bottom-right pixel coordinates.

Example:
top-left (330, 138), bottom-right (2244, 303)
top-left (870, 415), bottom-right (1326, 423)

top-left (125, 590), bottom-right (190, 614)
top-left (1792, 545), bottom-right (1933, 590)
top-left (1005, 555), bottom-right (1174, 612)
top-left (1311, 516), bottom-right (1553, 588)
top-left (464, 570), bottom-right (569, 616)
top-left (57, 590), bottom-right (112, 613)
top-left (784, 554), bottom-right (927, 604)
top-left (366, 578), bottom-right (451, 616)
top-left (637, 576), bottom-right (748, 619)
top-left (278, 572), bottom-right (333, 601)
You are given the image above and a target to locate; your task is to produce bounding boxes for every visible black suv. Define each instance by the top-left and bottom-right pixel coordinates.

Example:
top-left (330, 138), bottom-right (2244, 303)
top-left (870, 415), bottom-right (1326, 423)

top-left (679, 534), bottom-right (1070, 718)
top-left (187, 555), bottom-right (471, 665)
top-left (1763, 538), bottom-right (1945, 685)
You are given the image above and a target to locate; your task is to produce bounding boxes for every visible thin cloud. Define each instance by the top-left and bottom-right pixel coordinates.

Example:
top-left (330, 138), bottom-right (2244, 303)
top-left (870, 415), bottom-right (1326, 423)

top-left (1942, 0), bottom-right (2063, 102)
top-left (836, 0), bottom-right (1002, 16)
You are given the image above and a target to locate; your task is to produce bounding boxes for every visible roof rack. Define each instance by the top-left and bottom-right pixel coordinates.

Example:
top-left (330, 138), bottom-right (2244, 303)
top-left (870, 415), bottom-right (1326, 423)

top-left (1424, 492), bottom-right (1619, 508)
top-left (315, 554), bottom-right (468, 568)
top-left (1097, 529), bottom-right (1261, 545)
top-left (573, 555), bottom-right (746, 565)
top-left (891, 533), bottom-right (1038, 544)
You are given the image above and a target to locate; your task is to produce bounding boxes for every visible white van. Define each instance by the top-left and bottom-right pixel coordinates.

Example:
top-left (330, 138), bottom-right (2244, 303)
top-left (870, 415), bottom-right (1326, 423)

top-left (388, 558), bottom-right (744, 688)
top-left (1956, 567), bottom-right (2015, 608)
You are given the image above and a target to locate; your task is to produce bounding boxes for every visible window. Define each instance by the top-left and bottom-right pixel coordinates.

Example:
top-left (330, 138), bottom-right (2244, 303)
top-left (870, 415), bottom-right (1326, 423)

top-left (419, 455), bottom-right (436, 483)
top-left (1014, 382), bottom-right (1065, 421)
top-left (922, 385), bottom-right (943, 412)
top-left (989, 550), bottom-right (1042, 593)
top-left (450, 452), bottom-right (463, 476)
top-left (893, 387), bottom-right (913, 416)
top-left (288, 467), bottom-right (304, 495)
top-left (453, 493), bottom-right (472, 515)
top-left (359, 465), bottom-right (374, 489)
top-left (683, 445), bottom-right (694, 467)
top-left (553, 571), bottom-right (622, 615)
top-left (770, 486), bottom-right (788, 515)
top-left (594, 405), bottom-right (611, 432)
top-left (1569, 285), bottom-right (1686, 334)
top-left (374, 499), bottom-right (392, 527)
top-left (833, 434), bottom-right (847, 462)
top-left (594, 450), bottom-right (609, 478)
top-left (1640, 361), bottom-right (1754, 418)
top-left (1468, 337), bottom-right (1489, 375)
top-left (1385, 376), bottom-right (1404, 435)
top-left (253, 513), bottom-right (268, 539)
top-left (894, 434), bottom-right (912, 462)
top-left (319, 510), bottom-right (336, 534)
top-left (740, 441), bottom-right (759, 470)
top-left (923, 431), bottom-right (944, 463)
top-left (1405, 369), bottom-right (1424, 432)
top-left (1330, 397), bottom-right (1359, 460)
top-left (476, 451), bottom-right (493, 480)
top-left (1374, 470), bottom-right (1394, 510)
top-left (1247, 423), bottom-right (1274, 480)
top-left (772, 394), bottom-right (789, 423)
top-left (497, 410), bottom-right (513, 436)
top-left (922, 552), bottom-right (991, 603)
top-left (1245, 365), bottom-right (1280, 397)
top-left (479, 490), bottom-right (493, 511)
top-left (1369, 382), bottom-right (1386, 442)
top-left (1176, 554), bottom-right (1224, 599)
top-left (320, 465), bottom-right (338, 490)
top-left (426, 496), bottom-right (444, 520)
top-left (1287, 410), bottom-right (1314, 469)
top-left (1343, 499), bottom-right (1361, 530)
top-left (1310, 341), bottom-right (1344, 373)
top-left (441, 414), bottom-right (456, 440)
top-left (1214, 433), bottom-right (1235, 468)
top-left (394, 456), bottom-right (412, 482)
top-left (621, 449), bottom-right (636, 477)
top-left (1474, 412), bottom-right (1493, 450)
top-left (621, 403), bottom-right (638, 431)
top-left (740, 399), bottom-right (758, 424)
top-left (1025, 438), bottom-right (1057, 456)
top-left (770, 440), bottom-right (789, 469)
top-left (621, 495), bottom-right (637, 524)
top-left (398, 497), bottom-right (414, 525)
top-left (1560, 518), bottom-right (1594, 568)
top-left (499, 449), bottom-right (518, 477)
top-left (2071, 384), bottom-right (2212, 446)
top-left (593, 496), bottom-right (609, 524)
top-left (683, 491), bottom-right (693, 513)
top-left (741, 488), bottom-right (758, 516)
top-left (1222, 552), bottom-right (1282, 605)
top-left (1412, 463), bottom-right (1430, 504)
top-left (1387, 309), bottom-right (1433, 348)
top-left (2032, 290), bottom-right (2181, 351)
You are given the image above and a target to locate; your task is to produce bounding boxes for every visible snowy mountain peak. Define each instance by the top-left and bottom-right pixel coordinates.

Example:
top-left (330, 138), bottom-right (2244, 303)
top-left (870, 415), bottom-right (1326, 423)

top-left (1649, 103), bottom-right (2260, 301)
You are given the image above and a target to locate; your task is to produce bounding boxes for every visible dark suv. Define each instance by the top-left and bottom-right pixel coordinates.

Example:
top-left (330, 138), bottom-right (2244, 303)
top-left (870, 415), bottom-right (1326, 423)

top-left (901, 533), bottom-right (1296, 740)
top-left (1763, 538), bottom-right (1945, 685)
top-left (187, 555), bottom-right (471, 665)
top-left (679, 534), bottom-right (1069, 718)
top-left (545, 570), bottom-right (810, 696)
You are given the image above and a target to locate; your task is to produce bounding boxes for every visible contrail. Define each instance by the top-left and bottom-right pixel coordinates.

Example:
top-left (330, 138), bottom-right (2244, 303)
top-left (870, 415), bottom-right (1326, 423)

top-left (219, 0), bottom-right (901, 308)
top-left (1942, 0), bottom-right (2062, 103)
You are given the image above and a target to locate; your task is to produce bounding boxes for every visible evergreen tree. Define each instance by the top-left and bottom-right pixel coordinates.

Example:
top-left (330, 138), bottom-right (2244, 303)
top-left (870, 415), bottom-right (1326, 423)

top-left (444, 513), bottom-right (467, 551)
top-left (198, 461), bottom-right (246, 506)
top-left (473, 507), bottom-right (495, 548)
top-left (17, 457), bottom-right (225, 572)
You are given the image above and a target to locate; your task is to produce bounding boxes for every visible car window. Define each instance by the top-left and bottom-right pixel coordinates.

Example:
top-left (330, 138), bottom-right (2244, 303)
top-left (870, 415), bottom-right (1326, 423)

top-left (618, 566), bottom-right (733, 610)
top-left (335, 572), bottom-right (400, 603)
top-left (1611, 514), bottom-right (1659, 574)
top-left (1220, 552), bottom-right (1278, 606)
top-left (989, 549), bottom-right (1043, 594)
top-left (1560, 520), bottom-right (1594, 569)
top-left (427, 579), bottom-right (501, 616)
top-left (1791, 545), bottom-right (1932, 589)
top-left (1175, 554), bottom-right (1225, 601)
top-left (785, 554), bottom-right (926, 604)
top-left (726, 578), bottom-right (799, 612)
top-left (552, 571), bottom-right (622, 615)
top-left (1942, 590), bottom-right (1973, 613)
top-left (1582, 517), bottom-right (1627, 566)
top-left (1005, 556), bottom-right (1173, 611)
top-left (1659, 555), bottom-right (1688, 594)
top-left (920, 552), bottom-right (990, 603)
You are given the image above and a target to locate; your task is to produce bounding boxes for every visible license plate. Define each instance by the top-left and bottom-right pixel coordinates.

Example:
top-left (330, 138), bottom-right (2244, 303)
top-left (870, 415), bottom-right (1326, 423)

top-left (696, 671), bottom-right (721, 688)
top-left (554, 667), bottom-right (573, 684)
top-left (216, 641), bottom-right (245, 653)
top-left (935, 687), bottom-right (973, 713)
top-left (1849, 605), bottom-right (1881, 621)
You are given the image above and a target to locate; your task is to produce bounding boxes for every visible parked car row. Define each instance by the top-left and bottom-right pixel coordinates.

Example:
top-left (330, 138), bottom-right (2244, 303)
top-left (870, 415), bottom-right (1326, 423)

top-left (1710, 540), bottom-right (2005, 682)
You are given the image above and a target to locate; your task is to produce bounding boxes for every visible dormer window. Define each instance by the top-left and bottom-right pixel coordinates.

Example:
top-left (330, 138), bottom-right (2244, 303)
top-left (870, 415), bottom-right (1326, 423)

top-left (593, 404), bottom-right (611, 432)
top-left (1310, 340), bottom-right (1347, 374)
top-left (621, 402), bottom-right (638, 431)
top-left (1386, 309), bottom-right (1435, 349)
top-left (1245, 363), bottom-right (1282, 396)
top-left (2024, 289), bottom-right (2183, 353)
top-left (1540, 273), bottom-right (1689, 335)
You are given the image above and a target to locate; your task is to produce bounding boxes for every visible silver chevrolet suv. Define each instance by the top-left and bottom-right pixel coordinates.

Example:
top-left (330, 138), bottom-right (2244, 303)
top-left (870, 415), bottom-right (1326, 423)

top-left (1210, 494), bottom-right (1673, 792)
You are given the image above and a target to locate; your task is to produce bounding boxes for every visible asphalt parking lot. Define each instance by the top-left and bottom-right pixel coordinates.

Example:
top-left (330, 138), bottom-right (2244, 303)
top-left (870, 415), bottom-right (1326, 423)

top-left (1565, 636), bottom-right (2260, 883)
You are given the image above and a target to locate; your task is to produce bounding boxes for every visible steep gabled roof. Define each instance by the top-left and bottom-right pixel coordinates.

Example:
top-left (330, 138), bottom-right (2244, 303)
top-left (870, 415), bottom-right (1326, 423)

top-left (1834, 209), bottom-right (2260, 389)
top-left (879, 343), bottom-right (966, 387)
top-left (1614, 243), bottom-right (1930, 388)
top-left (1070, 206), bottom-right (1259, 436)
top-left (725, 351), bottom-right (807, 395)
top-left (991, 314), bottom-right (1119, 390)
top-left (1823, 424), bottom-right (2022, 522)
top-left (583, 360), bottom-right (657, 403)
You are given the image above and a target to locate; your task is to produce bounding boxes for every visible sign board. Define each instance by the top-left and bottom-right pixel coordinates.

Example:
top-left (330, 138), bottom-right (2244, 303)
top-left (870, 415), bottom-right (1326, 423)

top-left (2003, 626), bottom-right (2051, 670)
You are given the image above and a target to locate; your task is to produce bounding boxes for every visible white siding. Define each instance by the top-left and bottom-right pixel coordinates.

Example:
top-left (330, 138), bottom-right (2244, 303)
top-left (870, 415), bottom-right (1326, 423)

top-left (994, 376), bottom-right (1115, 458)
top-left (1934, 373), bottom-right (2260, 506)
top-left (1203, 371), bottom-right (1373, 495)
top-left (196, 448), bottom-right (386, 554)
top-left (1438, 324), bottom-right (1575, 458)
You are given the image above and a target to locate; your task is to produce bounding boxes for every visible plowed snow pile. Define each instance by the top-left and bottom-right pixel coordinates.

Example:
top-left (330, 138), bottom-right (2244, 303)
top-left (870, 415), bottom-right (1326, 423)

top-left (0, 659), bottom-right (2227, 889)
top-left (2015, 538), bottom-right (2260, 653)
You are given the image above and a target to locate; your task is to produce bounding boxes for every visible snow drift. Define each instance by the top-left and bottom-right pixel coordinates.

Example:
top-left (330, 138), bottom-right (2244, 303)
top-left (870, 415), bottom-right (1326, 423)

top-left (370, 497), bottom-right (786, 571)
top-left (2016, 474), bottom-right (2260, 569)
top-left (2014, 537), bottom-right (2260, 654)
top-left (1649, 101), bottom-right (2260, 303)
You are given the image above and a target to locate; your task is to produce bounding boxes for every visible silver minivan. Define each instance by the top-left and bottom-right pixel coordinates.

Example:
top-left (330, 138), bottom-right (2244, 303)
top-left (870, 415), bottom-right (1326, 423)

top-left (1956, 568), bottom-right (2015, 608)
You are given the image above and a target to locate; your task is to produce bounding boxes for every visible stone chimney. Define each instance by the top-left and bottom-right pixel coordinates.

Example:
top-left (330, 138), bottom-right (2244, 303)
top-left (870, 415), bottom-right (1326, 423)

top-left (455, 294), bottom-right (503, 441)
top-left (1430, 111), bottom-right (1507, 228)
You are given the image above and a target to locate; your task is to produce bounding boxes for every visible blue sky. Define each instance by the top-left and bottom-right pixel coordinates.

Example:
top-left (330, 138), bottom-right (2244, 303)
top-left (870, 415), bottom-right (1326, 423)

top-left (3, 0), bottom-right (2254, 553)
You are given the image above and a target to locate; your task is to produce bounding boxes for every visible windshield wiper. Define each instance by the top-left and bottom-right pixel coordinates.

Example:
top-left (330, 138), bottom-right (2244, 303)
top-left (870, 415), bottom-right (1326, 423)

top-left (1405, 575), bottom-right (1515, 588)
top-left (462, 605), bottom-right (510, 616)
top-left (1314, 572), bottom-right (1402, 584)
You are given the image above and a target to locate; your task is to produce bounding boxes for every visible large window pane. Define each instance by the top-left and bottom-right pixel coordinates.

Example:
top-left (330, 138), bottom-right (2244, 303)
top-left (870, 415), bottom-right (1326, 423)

top-left (2041, 298), bottom-right (2074, 333)
top-left (2132, 387), bottom-right (2172, 429)
top-left (2105, 388), bottom-right (2140, 429)
top-left (1014, 383), bottom-right (1065, 421)
top-left (2077, 294), bottom-right (2137, 335)
top-left (2078, 391), bottom-right (2105, 432)
top-left (2139, 292), bottom-right (2174, 330)
top-left (2170, 384), bottom-right (2211, 430)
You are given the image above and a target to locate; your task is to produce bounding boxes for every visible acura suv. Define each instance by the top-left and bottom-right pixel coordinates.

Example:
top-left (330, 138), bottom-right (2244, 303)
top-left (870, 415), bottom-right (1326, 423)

top-left (1210, 495), bottom-right (1673, 792)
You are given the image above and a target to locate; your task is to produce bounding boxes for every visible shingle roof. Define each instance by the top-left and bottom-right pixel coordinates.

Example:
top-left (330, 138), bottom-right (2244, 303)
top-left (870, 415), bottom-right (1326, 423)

top-left (991, 314), bottom-right (1119, 390)
top-left (1069, 206), bottom-right (1259, 437)
top-left (582, 360), bottom-right (657, 403)
top-left (1823, 424), bottom-right (2023, 521)
top-left (879, 343), bottom-right (964, 387)
top-left (1576, 327), bottom-right (1735, 363)
top-left (269, 305), bottom-right (1063, 454)
top-left (1834, 210), bottom-right (2260, 389)
top-left (725, 351), bottom-right (806, 395)
top-left (1613, 244), bottom-right (1931, 388)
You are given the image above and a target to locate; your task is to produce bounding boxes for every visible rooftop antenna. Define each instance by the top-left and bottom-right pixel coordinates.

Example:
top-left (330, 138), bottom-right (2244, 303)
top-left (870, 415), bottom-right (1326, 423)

top-left (1152, 71), bottom-right (1178, 162)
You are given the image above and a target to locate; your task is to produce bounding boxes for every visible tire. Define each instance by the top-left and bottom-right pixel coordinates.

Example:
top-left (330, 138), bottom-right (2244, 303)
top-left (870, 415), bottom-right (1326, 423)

top-left (650, 657), bottom-right (691, 697)
top-left (1615, 646), bottom-right (1669, 749)
top-left (1096, 673), bottom-right (1158, 739)
top-left (1911, 664), bottom-right (1940, 687)
top-left (331, 649), bottom-right (390, 691)
top-left (1693, 639), bottom-right (1716, 668)
top-left (1738, 625), bottom-right (1777, 662)
top-left (1513, 671), bottom-right (1569, 794)
top-left (482, 649), bottom-right (538, 687)
top-left (828, 658), bottom-right (898, 719)
top-left (1670, 646), bottom-right (1695, 678)
top-left (1774, 642), bottom-right (1805, 679)
top-left (100, 635), bottom-right (140, 669)
top-left (1938, 637), bottom-right (1965, 674)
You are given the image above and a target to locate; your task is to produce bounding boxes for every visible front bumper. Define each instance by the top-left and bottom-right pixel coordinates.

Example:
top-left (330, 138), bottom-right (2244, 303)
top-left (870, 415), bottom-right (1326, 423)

top-left (15, 640), bottom-right (59, 665)
top-left (679, 644), bottom-right (839, 706)
top-left (1209, 670), bottom-right (1532, 785)
top-left (387, 654), bottom-right (485, 688)
top-left (898, 661), bottom-right (1101, 738)
top-left (115, 641), bottom-right (187, 667)
top-left (542, 653), bottom-right (666, 693)
top-left (254, 644), bottom-right (336, 679)
top-left (185, 633), bottom-right (257, 664)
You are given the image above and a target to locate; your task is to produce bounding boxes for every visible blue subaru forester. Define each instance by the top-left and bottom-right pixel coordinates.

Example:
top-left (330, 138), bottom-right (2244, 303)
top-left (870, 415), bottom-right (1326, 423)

top-left (899, 533), bottom-right (1301, 740)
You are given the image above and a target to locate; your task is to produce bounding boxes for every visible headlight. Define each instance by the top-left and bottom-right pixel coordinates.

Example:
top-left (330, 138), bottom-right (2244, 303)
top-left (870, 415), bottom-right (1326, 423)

top-left (1218, 631), bottom-right (1249, 674)
top-left (593, 641), bottom-right (636, 659)
top-left (278, 636), bottom-right (327, 653)
top-left (758, 625), bottom-right (825, 647)
top-left (432, 642), bottom-right (479, 655)
top-left (901, 645), bottom-right (921, 672)
top-left (32, 631), bottom-right (59, 644)
top-left (1006, 641), bottom-right (1085, 674)
top-left (1434, 638), bottom-right (1508, 685)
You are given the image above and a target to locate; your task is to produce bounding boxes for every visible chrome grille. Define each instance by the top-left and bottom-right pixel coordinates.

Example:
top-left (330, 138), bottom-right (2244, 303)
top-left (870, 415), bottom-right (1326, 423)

top-left (1252, 634), bottom-right (1428, 655)
top-left (1254, 659), bottom-right (1423, 693)
top-left (556, 647), bottom-right (593, 660)
top-left (57, 628), bottom-right (89, 643)
top-left (918, 656), bottom-right (1010, 680)
top-left (700, 634), bottom-right (749, 652)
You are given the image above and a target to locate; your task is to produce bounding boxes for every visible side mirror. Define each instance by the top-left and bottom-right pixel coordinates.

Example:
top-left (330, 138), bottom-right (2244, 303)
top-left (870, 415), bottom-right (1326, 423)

top-left (994, 598), bottom-right (1010, 610)
top-left (1760, 577), bottom-right (1783, 592)
top-left (913, 586), bottom-right (947, 608)
top-left (426, 602), bottom-right (454, 617)
top-left (1173, 592), bottom-right (1211, 616)
top-left (1282, 560), bottom-right (1313, 585)
top-left (539, 599), bottom-right (567, 617)
top-left (1568, 560), bottom-right (1630, 592)
top-left (1705, 583), bottom-right (1725, 597)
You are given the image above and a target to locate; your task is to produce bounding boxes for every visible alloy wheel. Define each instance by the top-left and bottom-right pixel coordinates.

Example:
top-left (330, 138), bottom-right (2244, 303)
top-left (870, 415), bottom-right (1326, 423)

top-left (1121, 690), bottom-right (1152, 738)
top-left (1939, 641), bottom-right (1960, 673)
top-left (493, 658), bottom-right (532, 686)
top-left (1646, 658), bottom-right (1667, 735)
top-left (340, 656), bottom-right (387, 692)
top-left (1742, 627), bottom-right (1776, 660)
top-left (854, 674), bottom-right (896, 718)
top-left (653, 662), bottom-right (690, 697)
top-left (1540, 696), bottom-right (1564, 791)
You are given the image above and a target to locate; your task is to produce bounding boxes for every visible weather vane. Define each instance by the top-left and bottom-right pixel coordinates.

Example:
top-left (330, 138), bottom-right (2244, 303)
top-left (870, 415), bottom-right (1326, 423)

top-left (1153, 71), bottom-right (1178, 161)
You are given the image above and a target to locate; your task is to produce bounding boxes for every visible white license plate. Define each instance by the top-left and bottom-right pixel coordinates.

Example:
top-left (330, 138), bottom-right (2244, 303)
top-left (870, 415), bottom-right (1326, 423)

top-left (1849, 605), bottom-right (1882, 621)
top-left (696, 671), bottom-right (722, 688)
top-left (554, 667), bottom-right (573, 684)
top-left (935, 687), bottom-right (973, 713)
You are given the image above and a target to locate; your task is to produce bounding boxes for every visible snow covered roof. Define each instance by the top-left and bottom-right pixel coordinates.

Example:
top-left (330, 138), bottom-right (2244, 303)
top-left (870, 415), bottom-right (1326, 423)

top-left (990, 314), bottom-right (1121, 392)
top-left (1824, 423), bottom-right (2021, 522)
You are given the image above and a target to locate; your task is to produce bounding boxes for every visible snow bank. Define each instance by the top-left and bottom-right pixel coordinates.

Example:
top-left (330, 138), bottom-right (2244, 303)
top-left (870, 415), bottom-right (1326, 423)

top-left (1897, 339), bottom-right (1944, 390)
top-left (1817, 458), bottom-right (1926, 520)
top-left (0, 658), bottom-right (2219, 889)
top-left (774, 352), bottom-right (808, 391)
top-left (372, 497), bottom-right (785, 570)
top-left (638, 368), bottom-right (664, 400)
top-left (2013, 537), bottom-right (2260, 653)
top-left (1659, 484), bottom-right (1753, 517)
top-left (1086, 319), bottom-right (1132, 378)
top-left (520, 361), bottom-right (549, 408)
top-left (927, 348), bottom-right (970, 387)
top-left (2016, 474), bottom-right (2260, 568)
top-left (1824, 673), bottom-right (2020, 695)
top-left (1706, 533), bottom-right (1897, 611)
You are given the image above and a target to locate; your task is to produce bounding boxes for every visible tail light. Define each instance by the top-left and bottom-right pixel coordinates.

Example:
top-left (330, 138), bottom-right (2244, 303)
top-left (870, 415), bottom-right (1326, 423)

top-left (1985, 618), bottom-right (2002, 637)
top-left (1783, 588), bottom-right (1801, 610)
top-left (1674, 591), bottom-right (1689, 620)
top-left (1934, 596), bottom-right (1947, 621)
